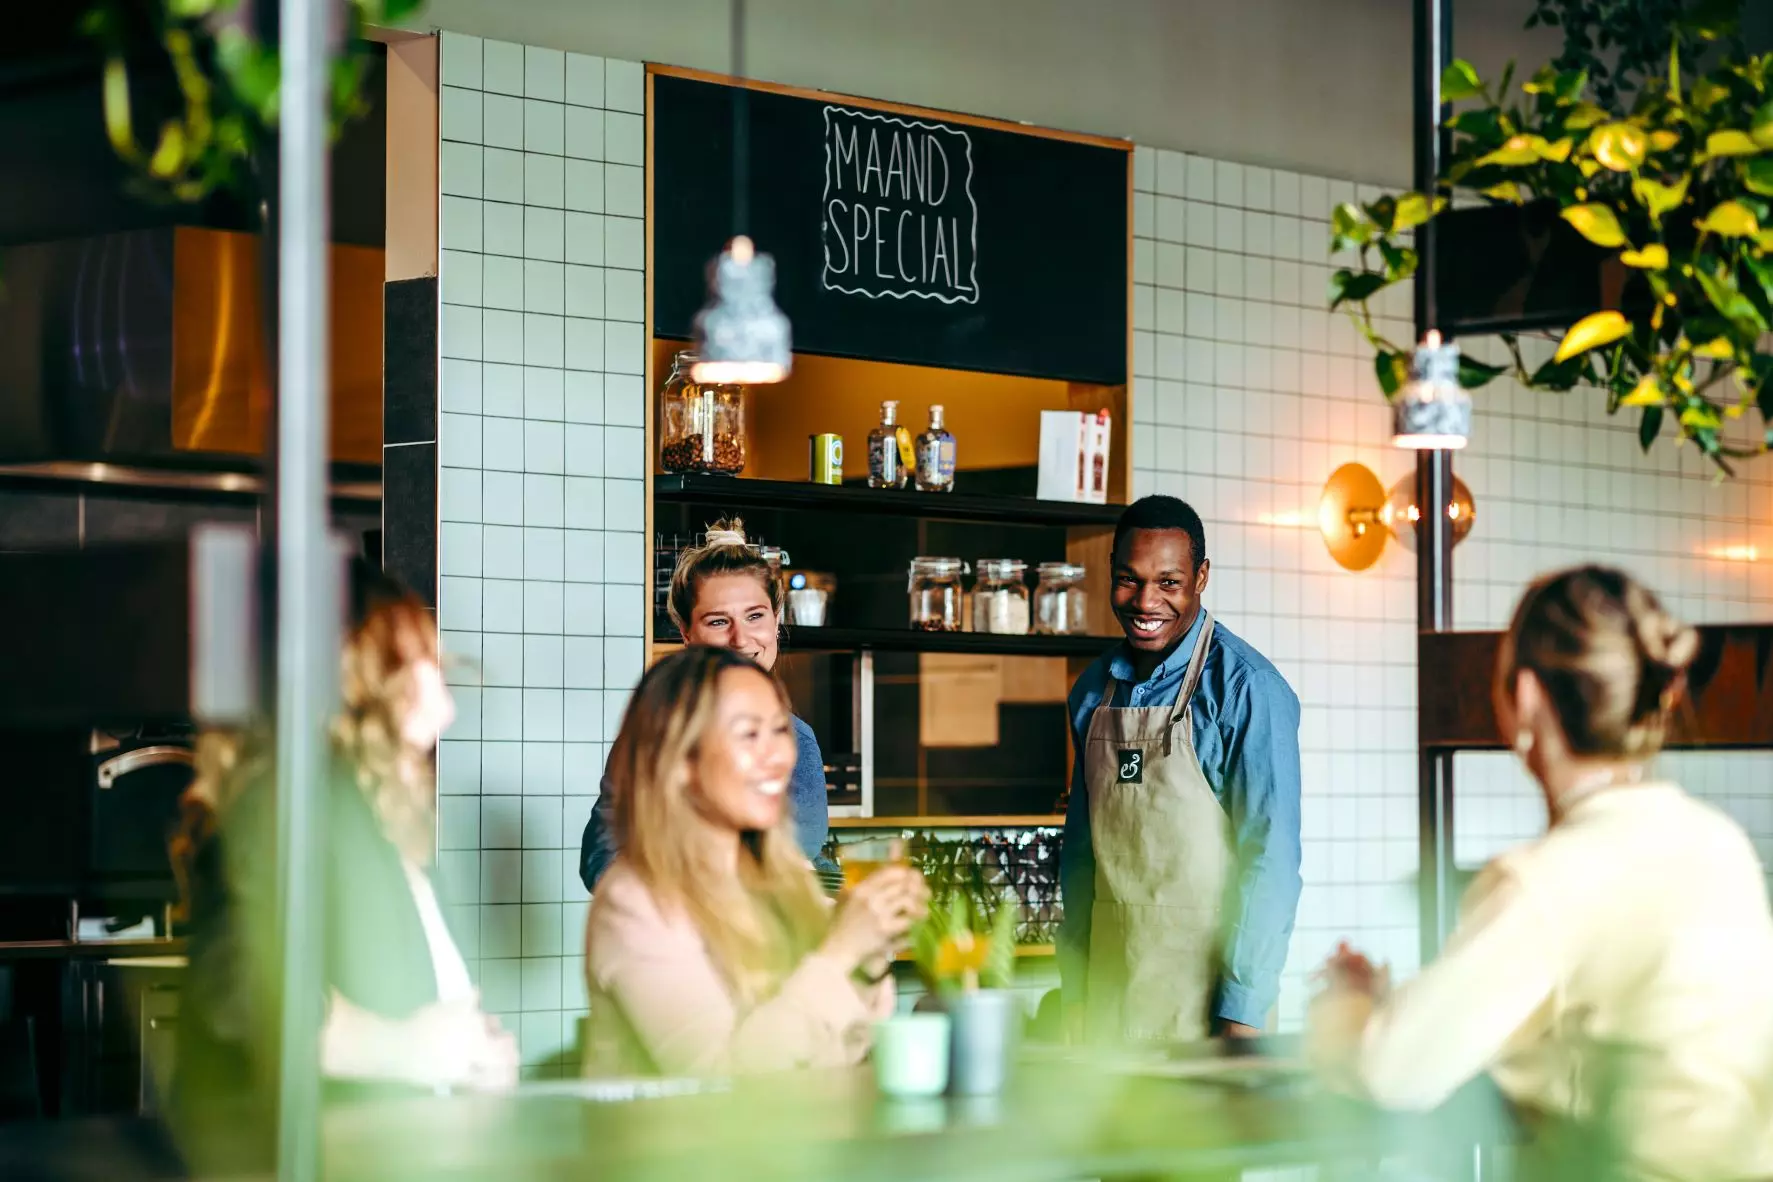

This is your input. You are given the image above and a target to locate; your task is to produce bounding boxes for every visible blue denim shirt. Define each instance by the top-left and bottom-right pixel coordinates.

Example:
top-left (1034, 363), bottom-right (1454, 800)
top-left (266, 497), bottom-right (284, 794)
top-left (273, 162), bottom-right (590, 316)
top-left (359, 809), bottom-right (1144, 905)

top-left (579, 715), bottom-right (836, 891)
top-left (1058, 612), bottom-right (1303, 1029)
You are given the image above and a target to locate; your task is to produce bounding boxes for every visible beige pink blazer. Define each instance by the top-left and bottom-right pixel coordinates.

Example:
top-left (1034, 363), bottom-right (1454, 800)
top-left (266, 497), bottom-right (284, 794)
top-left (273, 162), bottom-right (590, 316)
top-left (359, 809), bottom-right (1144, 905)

top-left (583, 859), bottom-right (895, 1076)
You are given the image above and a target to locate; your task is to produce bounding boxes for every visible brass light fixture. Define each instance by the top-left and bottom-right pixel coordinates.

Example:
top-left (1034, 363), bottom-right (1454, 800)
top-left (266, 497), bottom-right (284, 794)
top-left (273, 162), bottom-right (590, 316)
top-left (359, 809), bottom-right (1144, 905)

top-left (1318, 462), bottom-right (1476, 571)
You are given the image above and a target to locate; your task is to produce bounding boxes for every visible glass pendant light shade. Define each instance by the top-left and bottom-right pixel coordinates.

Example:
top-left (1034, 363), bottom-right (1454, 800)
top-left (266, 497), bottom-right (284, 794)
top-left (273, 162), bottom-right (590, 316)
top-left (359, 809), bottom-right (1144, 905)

top-left (1379, 472), bottom-right (1476, 552)
top-left (1392, 330), bottom-right (1471, 449)
top-left (690, 236), bottom-right (791, 385)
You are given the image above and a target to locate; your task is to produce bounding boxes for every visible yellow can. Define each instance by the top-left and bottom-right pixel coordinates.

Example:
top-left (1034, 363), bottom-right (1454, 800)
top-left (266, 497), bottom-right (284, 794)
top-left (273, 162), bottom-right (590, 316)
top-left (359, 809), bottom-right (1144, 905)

top-left (809, 434), bottom-right (844, 484)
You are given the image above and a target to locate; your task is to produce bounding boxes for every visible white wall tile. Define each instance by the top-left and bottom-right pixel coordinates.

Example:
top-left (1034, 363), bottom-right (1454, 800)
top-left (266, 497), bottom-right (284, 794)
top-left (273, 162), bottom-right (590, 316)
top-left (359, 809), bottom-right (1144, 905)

top-left (482, 40), bottom-right (524, 96)
top-left (483, 92), bottom-right (522, 150)
top-left (526, 421), bottom-right (566, 475)
top-left (605, 113), bottom-right (644, 166)
top-left (484, 147), bottom-right (524, 204)
top-left (564, 213), bottom-right (605, 266)
top-left (525, 152), bottom-right (565, 207)
top-left (484, 202), bottom-right (523, 257)
top-left (565, 53), bottom-right (606, 109)
top-left (604, 60), bottom-right (644, 113)
top-left (482, 255), bottom-right (523, 311)
top-left (525, 46), bottom-right (565, 102)
top-left (523, 260), bottom-right (565, 315)
top-left (566, 266), bottom-right (605, 319)
top-left (525, 367), bottom-right (565, 421)
top-left (565, 106), bottom-right (605, 161)
top-left (565, 160), bottom-right (605, 213)
top-left (441, 86), bottom-right (483, 145)
top-left (440, 32), bottom-right (483, 90)
top-left (440, 141), bottom-right (483, 198)
top-left (603, 375), bottom-right (643, 427)
top-left (523, 313), bottom-right (564, 367)
top-left (564, 372), bottom-right (604, 424)
top-left (604, 270), bottom-right (643, 322)
top-left (524, 208), bottom-right (565, 261)
top-left (564, 477), bottom-right (604, 529)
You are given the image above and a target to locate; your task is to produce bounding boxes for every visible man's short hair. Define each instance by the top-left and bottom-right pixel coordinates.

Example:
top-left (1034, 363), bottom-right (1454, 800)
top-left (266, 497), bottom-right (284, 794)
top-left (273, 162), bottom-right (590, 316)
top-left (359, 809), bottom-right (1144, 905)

top-left (1112, 495), bottom-right (1207, 571)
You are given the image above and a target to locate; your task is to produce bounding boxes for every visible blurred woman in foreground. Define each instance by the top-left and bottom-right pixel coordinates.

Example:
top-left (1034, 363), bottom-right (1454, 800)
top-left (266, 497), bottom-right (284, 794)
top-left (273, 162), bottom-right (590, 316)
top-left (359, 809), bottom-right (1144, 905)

top-left (1310, 566), bottom-right (1773, 1180)
top-left (584, 646), bottom-right (926, 1075)
top-left (174, 562), bottom-right (515, 1161)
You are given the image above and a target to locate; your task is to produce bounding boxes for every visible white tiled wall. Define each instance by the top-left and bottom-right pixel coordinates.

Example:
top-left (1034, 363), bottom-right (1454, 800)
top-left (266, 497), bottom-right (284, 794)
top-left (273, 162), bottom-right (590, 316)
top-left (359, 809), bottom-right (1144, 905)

top-left (1131, 141), bottom-right (1773, 1032)
top-left (432, 31), bottom-right (649, 1075)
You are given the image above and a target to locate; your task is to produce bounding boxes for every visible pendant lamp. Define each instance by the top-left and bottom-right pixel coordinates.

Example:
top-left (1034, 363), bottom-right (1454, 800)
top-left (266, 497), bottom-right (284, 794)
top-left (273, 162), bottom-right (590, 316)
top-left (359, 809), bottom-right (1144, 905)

top-left (1391, 331), bottom-right (1470, 449)
top-left (690, 0), bottom-right (791, 385)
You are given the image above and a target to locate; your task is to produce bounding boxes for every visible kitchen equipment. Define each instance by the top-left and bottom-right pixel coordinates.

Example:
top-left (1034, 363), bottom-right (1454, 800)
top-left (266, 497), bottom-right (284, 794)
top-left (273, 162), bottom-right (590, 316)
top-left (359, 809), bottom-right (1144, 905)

top-left (914, 405), bottom-right (957, 493)
top-left (971, 559), bottom-right (1030, 635)
top-left (787, 587), bottom-right (828, 627)
top-left (658, 349), bottom-right (746, 474)
top-left (908, 557), bottom-right (967, 632)
top-left (1033, 562), bottom-right (1089, 636)
top-left (809, 433), bottom-right (844, 484)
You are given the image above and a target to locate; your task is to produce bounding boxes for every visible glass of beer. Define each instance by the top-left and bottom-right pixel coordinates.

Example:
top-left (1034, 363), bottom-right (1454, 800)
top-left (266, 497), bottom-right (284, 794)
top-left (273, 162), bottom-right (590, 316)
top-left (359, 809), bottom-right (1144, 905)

top-left (840, 836), bottom-right (906, 891)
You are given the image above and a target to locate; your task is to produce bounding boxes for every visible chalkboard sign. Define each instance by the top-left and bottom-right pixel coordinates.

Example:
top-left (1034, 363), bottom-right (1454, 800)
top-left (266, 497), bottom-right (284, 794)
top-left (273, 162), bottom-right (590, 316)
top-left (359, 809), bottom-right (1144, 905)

top-left (653, 74), bottom-right (1128, 385)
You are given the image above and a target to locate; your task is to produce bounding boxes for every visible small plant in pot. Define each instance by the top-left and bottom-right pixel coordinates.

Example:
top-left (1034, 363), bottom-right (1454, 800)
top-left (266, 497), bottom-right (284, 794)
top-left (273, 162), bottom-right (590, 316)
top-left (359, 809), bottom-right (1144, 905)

top-left (911, 890), bottom-right (1020, 1096)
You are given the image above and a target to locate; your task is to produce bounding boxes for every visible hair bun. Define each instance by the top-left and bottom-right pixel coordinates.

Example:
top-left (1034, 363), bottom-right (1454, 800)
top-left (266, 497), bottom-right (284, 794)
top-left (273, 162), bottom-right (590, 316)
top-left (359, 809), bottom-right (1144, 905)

top-left (703, 517), bottom-right (749, 548)
top-left (1636, 612), bottom-right (1699, 674)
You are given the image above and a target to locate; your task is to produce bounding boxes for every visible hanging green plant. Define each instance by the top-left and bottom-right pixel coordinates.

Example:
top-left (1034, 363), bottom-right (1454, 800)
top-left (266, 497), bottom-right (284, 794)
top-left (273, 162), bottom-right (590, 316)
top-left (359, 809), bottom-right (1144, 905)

top-left (80, 0), bottom-right (425, 206)
top-left (1329, 0), bottom-right (1773, 474)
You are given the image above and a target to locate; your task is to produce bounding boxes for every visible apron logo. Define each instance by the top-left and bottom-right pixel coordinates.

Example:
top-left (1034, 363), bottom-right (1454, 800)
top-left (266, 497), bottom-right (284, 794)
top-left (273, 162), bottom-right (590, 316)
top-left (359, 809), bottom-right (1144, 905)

top-left (1117, 750), bottom-right (1143, 783)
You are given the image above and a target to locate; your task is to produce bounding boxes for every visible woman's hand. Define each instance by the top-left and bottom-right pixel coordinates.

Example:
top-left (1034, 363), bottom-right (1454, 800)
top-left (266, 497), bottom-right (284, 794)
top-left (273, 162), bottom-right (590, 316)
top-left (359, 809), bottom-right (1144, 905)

top-left (405, 998), bottom-right (520, 1091)
top-left (324, 992), bottom-right (519, 1091)
top-left (822, 865), bottom-right (930, 973)
top-left (1315, 941), bottom-right (1390, 1000)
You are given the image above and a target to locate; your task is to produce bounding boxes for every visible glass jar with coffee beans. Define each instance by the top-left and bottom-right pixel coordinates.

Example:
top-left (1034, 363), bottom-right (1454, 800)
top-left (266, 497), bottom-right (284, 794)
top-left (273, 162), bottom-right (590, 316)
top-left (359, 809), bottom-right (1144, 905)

top-left (659, 349), bottom-right (747, 475)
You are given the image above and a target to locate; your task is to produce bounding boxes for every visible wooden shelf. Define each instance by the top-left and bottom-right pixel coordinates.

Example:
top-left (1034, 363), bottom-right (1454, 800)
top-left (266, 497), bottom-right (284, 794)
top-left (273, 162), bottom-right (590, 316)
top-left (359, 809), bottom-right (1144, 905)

top-left (830, 815), bottom-right (1064, 829)
top-left (657, 621), bottom-right (1115, 658)
top-left (654, 473), bottom-right (1123, 527)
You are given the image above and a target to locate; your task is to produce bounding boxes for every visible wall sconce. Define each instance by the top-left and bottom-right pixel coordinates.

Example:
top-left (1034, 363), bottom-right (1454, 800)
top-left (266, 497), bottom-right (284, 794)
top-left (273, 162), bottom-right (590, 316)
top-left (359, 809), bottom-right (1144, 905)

top-left (1318, 462), bottom-right (1476, 571)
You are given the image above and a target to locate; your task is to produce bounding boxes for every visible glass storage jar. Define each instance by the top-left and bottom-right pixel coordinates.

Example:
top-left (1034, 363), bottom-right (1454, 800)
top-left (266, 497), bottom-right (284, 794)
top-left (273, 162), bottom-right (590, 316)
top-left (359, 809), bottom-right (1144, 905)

top-left (908, 557), bottom-right (967, 632)
top-left (1033, 562), bottom-right (1088, 635)
top-left (971, 559), bottom-right (1030, 634)
top-left (658, 350), bottom-right (746, 474)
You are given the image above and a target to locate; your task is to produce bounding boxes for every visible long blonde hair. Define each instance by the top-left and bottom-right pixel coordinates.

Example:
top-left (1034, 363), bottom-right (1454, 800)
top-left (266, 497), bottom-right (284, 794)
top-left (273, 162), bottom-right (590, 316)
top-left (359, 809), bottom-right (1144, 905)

top-left (605, 646), bottom-right (827, 1002)
top-left (173, 562), bottom-right (442, 911)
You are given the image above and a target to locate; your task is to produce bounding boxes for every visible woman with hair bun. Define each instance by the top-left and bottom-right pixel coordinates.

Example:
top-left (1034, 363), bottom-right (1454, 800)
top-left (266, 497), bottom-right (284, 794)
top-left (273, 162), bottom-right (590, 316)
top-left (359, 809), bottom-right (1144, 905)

top-left (580, 519), bottom-right (836, 890)
top-left (1310, 566), bottom-right (1773, 1180)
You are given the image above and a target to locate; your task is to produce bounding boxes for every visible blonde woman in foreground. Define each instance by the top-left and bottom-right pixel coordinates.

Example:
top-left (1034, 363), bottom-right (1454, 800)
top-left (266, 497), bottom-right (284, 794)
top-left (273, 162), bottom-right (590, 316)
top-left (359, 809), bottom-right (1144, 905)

top-left (1310, 565), bottom-right (1773, 1181)
top-left (584, 646), bottom-right (928, 1076)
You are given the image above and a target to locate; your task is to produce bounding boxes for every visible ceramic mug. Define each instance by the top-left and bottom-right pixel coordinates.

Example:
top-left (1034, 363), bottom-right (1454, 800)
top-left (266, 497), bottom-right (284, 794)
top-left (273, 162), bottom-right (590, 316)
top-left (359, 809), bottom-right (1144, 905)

top-left (873, 1013), bottom-right (951, 1098)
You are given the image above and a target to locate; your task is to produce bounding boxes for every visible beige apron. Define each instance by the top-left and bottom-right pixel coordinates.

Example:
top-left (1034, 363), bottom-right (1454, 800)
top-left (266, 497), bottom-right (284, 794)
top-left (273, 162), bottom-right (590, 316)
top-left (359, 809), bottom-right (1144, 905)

top-left (1083, 613), bottom-right (1233, 1044)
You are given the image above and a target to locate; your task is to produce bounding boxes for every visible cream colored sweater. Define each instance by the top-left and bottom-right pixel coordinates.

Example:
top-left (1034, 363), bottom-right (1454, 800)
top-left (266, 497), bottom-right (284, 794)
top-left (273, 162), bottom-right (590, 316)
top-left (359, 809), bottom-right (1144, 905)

top-left (1314, 783), bottom-right (1773, 1181)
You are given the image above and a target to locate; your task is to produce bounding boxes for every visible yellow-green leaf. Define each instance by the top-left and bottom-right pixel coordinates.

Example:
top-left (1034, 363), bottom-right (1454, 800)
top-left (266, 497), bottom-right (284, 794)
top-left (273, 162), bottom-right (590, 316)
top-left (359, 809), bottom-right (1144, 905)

top-left (1680, 405), bottom-right (1722, 431)
top-left (1564, 103), bottom-right (1607, 131)
top-left (1745, 158), bottom-right (1773, 198)
top-left (1698, 201), bottom-right (1761, 237)
top-left (1649, 130), bottom-right (1681, 153)
top-left (1705, 130), bottom-right (1764, 158)
top-left (101, 57), bottom-right (137, 159)
top-left (1441, 60), bottom-right (1483, 102)
top-left (1477, 135), bottom-right (1542, 167)
top-left (1754, 100), bottom-right (1773, 148)
top-left (1759, 229), bottom-right (1773, 251)
top-left (1482, 181), bottom-right (1528, 203)
top-left (1621, 244), bottom-right (1669, 269)
top-left (1392, 191), bottom-right (1433, 232)
top-left (1620, 376), bottom-right (1664, 406)
top-left (146, 122), bottom-right (186, 179)
top-left (1562, 203), bottom-right (1627, 247)
top-left (1632, 174), bottom-right (1690, 220)
top-left (1538, 137), bottom-right (1575, 162)
top-left (1554, 310), bottom-right (1631, 362)
top-left (1692, 337), bottom-right (1737, 359)
top-left (1590, 122), bottom-right (1648, 171)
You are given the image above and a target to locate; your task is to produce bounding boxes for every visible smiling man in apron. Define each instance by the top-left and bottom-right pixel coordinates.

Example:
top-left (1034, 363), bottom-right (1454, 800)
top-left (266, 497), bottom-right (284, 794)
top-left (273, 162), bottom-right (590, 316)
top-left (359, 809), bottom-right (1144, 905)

top-left (1058, 495), bottom-right (1302, 1043)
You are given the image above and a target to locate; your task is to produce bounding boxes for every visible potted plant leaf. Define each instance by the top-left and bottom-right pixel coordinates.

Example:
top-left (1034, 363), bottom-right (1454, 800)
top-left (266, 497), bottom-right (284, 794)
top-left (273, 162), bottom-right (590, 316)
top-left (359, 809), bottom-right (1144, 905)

top-left (911, 889), bottom-right (1020, 1095)
top-left (1327, 0), bottom-right (1773, 474)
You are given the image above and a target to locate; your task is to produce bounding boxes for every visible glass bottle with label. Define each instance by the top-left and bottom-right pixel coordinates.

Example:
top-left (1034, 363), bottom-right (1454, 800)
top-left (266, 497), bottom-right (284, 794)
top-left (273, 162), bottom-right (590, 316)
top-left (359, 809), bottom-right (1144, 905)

top-left (867, 400), bottom-right (911, 490)
top-left (914, 404), bottom-right (957, 493)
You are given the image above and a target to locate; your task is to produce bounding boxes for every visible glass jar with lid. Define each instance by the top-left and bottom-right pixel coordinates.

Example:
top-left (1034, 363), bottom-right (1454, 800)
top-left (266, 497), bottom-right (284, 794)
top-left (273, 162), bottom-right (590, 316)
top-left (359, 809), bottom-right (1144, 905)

top-left (1033, 562), bottom-right (1089, 636)
top-left (971, 559), bottom-right (1030, 634)
top-left (908, 557), bottom-right (967, 632)
top-left (658, 349), bottom-right (746, 474)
